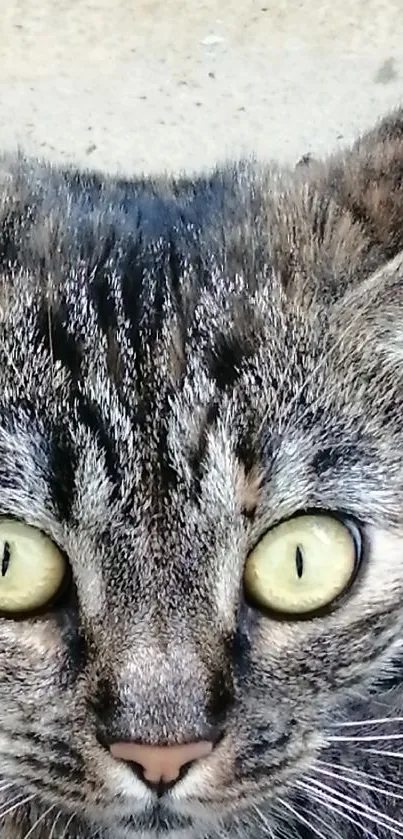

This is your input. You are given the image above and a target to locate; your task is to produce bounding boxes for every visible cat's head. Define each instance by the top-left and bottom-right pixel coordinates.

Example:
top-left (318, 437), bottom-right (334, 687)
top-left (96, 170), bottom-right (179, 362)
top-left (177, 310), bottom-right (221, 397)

top-left (1, 159), bottom-right (403, 839)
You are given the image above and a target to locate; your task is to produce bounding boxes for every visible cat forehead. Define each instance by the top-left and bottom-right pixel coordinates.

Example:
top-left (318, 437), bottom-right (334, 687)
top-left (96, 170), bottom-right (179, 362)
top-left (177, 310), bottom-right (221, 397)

top-left (0, 262), bottom-right (399, 495)
top-left (0, 342), bottom-right (396, 552)
top-left (0, 153), bottom-right (402, 545)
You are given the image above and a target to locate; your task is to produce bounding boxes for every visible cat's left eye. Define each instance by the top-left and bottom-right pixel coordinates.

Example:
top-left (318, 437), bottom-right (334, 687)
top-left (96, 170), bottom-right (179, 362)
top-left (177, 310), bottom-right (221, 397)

top-left (0, 519), bottom-right (67, 615)
top-left (244, 513), bottom-right (361, 618)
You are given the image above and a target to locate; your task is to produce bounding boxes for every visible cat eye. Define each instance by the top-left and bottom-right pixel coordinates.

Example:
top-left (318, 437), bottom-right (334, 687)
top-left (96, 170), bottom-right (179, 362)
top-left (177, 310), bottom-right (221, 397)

top-left (0, 519), bottom-right (67, 615)
top-left (244, 513), bottom-right (360, 617)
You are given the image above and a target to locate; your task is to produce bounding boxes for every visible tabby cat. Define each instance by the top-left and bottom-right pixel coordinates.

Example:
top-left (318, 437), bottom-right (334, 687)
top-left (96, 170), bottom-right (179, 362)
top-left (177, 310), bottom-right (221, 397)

top-left (0, 108), bottom-right (403, 839)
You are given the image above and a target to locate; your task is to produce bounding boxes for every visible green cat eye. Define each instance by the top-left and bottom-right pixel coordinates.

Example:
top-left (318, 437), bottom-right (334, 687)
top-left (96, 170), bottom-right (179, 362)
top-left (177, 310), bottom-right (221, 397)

top-left (0, 520), bottom-right (66, 615)
top-left (244, 513), bottom-right (359, 617)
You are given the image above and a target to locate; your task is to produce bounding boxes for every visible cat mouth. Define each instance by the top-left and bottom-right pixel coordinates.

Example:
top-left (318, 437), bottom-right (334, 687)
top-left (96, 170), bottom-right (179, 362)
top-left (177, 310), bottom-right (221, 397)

top-left (122, 803), bottom-right (193, 833)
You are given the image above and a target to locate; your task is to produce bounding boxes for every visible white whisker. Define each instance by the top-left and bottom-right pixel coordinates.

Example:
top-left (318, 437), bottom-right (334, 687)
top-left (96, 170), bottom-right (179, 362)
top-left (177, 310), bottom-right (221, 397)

top-left (329, 717), bottom-right (403, 728)
top-left (298, 777), bottom-right (403, 836)
top-left (329, 733), bottom-right (403, 743)
top-left (298, 802), bottom-right (348, 839)
top-left (277, 796), bottom-right (329, 839)
top-left (22, 804), bottom-right (56, 839)
top-left (359, 747), bottom-right (403, 759)
top-left (311, 763), bottom-right (403, 801)
top-left (0, 792), bottom-right (33, 807)
top-left (251, 804), bottom-right (276, 839)
top-left (299, 781), bottom-right (382, 839)
top-left (48, 810), bottom-right (63, 839)
top-left (59, 812), bottom-right (76, 839)
top-left (0, 792), bottom-right (36, 817)
top-left (0, 793), bottom-right (36, 822)
top-left (0, 782), bottom-right (17, 795)
top-left (317, 759), bottom-right (403, 792)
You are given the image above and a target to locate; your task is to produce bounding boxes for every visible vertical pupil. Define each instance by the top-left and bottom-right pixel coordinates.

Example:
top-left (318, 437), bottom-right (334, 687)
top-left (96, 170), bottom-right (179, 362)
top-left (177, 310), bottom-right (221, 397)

top-left (2, 542), bottom-right (10, 577)
top-left (295, 545), bottom-right (304, 579)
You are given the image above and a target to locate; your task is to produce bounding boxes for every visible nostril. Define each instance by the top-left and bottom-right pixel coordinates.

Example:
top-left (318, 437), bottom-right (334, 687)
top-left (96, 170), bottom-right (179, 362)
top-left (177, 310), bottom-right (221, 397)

top-left (128, 761), bottom-right (190, 797)
top-left (110, 740), bottom-right (214, 791)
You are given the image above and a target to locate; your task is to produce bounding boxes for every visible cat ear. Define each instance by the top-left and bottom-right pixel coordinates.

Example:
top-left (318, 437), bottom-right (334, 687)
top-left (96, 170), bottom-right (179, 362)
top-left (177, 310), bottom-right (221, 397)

top-left (311, 107), bottom-right (403, 261)
top-left (332, 250), bottom-right (403, 363)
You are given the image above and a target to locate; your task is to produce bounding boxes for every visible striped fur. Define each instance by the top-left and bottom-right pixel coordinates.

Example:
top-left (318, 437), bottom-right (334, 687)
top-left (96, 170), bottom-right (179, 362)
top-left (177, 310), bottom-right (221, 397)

top-left (0, 110), bottom-right (402, 839)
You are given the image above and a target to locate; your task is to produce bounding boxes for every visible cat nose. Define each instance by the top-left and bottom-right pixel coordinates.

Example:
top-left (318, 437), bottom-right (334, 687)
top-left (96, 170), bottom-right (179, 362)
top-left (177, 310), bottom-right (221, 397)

top-left (110, 740), bottom-right (213, 791)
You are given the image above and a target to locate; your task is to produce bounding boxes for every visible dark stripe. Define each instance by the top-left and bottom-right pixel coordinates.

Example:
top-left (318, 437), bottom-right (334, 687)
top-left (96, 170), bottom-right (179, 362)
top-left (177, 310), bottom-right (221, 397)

top-left (89, 237), bottom-right (128, 387)
top-left (311, 443), bottom-right (363, 475)
top-left (120, 230), bottom-right (144, 343)
top-left (246, 726), bottom-right (292, 760)
top-left (48, 424), bottom-right (78, 523)
top-left (235, 433), bottom-right (258, 475)
top-left (75, 394), bottom-right (121, 493)
top-left (297, 401), bottom-right (326, 430)
top-left (24, 754), bottom-right (86, 781)
top-left (311, 195), bottom-right (330, 243)
top-left (139, 234), bottom-right (183, 340)
top-left (121, 228), bottom-right (185, 357)
top-left (91, 677), bottom-right (121, 738)
top-left (62, 167), bottom-right (104, 201)
top-left (37, 302), bottom-right (83, 379)
top-left (206, 664), bottom-right (235, 725)
top-left (189, 401), bottom-right (220, 498)
top-left (120, 235), bottom-right (147, 390)
top-left (0, 205), bottom-right (37, 268)
top-left (56, 605), bottom-right (88, 686)
top-left (168, 232), bottom-right (185, 311)
top-left (208, 332), bottom-right (248, 390)
top-left (88, 233), bottom-right (118, 337)
top-left (330, 163), bottom-right (384, 250)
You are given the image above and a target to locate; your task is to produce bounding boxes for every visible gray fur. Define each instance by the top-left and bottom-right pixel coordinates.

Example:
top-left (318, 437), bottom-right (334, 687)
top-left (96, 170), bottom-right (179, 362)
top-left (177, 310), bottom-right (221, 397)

top-left (0, 110), bottom-right (402, 839)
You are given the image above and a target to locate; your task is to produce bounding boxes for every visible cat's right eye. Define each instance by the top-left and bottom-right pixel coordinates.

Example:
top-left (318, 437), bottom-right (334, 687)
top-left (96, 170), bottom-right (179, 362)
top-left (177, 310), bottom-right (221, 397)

top-left (0, 519), bottom-right (67, 615)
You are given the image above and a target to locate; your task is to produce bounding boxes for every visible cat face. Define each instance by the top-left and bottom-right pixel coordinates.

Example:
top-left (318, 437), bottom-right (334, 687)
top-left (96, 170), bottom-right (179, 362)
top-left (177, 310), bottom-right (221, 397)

top-left (0, 111), bottom-right (403, 839)
top-left (1, 188), bottom-right (403, 839)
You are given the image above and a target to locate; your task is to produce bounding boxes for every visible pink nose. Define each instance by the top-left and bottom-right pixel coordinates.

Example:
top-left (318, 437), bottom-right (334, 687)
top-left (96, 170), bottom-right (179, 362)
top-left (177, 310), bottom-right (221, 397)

top-left (110, 740), bottom-right (213, 784)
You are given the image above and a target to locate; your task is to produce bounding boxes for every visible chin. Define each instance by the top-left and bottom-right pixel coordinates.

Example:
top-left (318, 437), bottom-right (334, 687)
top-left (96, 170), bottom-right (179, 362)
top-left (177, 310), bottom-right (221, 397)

top-left (89, 799), bottom-right (216, 839)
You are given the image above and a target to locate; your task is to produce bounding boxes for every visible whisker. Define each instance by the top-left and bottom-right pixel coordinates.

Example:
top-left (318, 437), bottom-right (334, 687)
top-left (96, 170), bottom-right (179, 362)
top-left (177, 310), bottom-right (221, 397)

top-left (0, 782), bottom-right (17, 795)
top-left (59, 812), bottom-right (76, 839)
top-left (311, 763), bottom-right (403, 801)
top-left (302, 775), bottom-right (403, 826)
top-left (0, 793), bottom-right (37, 822)
top-left (317, 759), bottom-right (403, 792)
top-left (0, 792), bottom-right (32, 806)
top-left (251, 804), bottom-right (276, 839)
top-left (297, 802), bottom-right (348, 839)
top-left (329, 717), bottom-right (403, 728)
top-left (277, 796), bottom-right (329, 839)
top-left (0, 792), bottom-right (36, 818)
top-left (299, 782), bottom-right (382, 839)
top-left (359, 748), bottom-right (403, 759)
top-left (328, 733), bottom-right (403, 743)
top-left (22, 804), bottom-right (56, 839)
top-left (298, 777), bottom-right (403, 836)
top-left (48, 810), bottom-right (63, 839)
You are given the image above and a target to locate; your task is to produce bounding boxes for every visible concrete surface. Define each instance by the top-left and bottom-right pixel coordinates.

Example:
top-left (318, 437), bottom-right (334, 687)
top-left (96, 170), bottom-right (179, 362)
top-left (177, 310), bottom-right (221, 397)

top-left (1, 1), bottom-right (403, 176)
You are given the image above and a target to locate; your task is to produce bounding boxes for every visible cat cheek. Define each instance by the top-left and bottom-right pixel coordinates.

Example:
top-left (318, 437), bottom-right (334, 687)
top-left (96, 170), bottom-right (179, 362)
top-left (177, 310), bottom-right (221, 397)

top-left (0, 618), bottom-right (64, 662)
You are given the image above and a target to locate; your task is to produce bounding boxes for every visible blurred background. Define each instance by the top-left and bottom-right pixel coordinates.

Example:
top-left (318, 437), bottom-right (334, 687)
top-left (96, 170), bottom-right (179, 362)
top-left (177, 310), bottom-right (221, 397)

top-left (1, 0), bottom-right (403, 175)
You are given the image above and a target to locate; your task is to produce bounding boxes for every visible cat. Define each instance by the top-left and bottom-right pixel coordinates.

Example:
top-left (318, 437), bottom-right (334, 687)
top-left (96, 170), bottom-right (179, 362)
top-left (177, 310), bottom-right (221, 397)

top-left (0, 107), bottom-right (402, 839)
